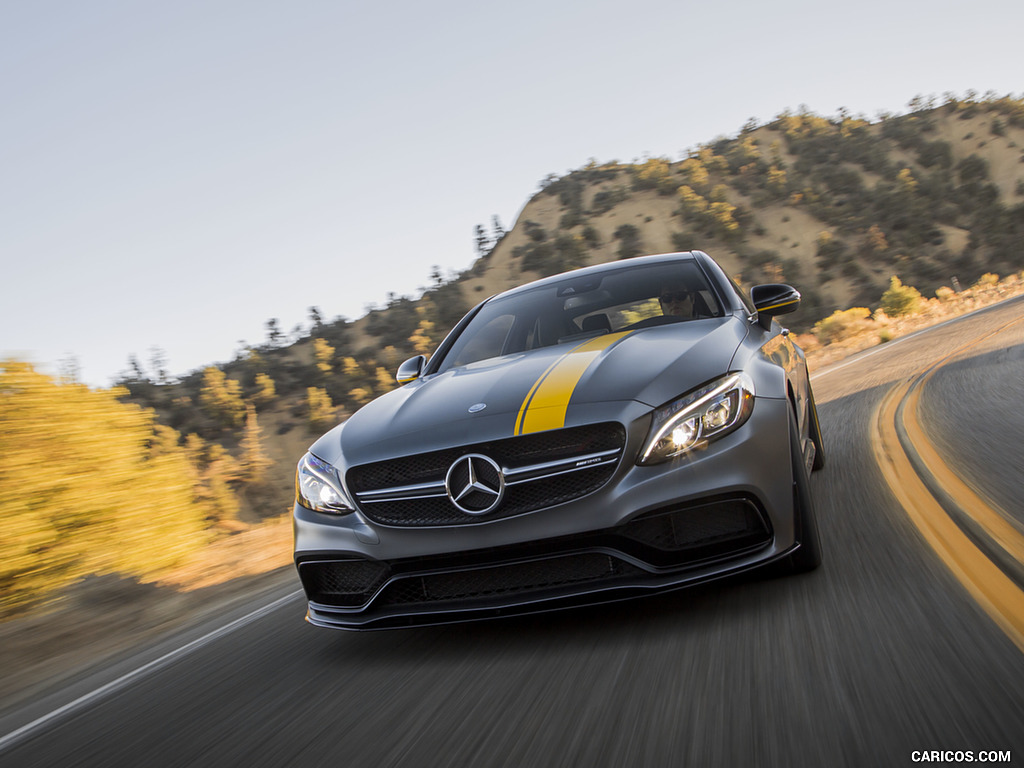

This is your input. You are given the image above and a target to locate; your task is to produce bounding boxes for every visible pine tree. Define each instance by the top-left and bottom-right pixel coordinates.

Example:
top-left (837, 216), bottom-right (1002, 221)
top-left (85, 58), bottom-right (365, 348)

top-left (199, 367), bottom-right (246, 428)
top-left (265, 318), bottom-right (283, 348)
top-left (252, 373), bottom-right (276, 408)
top-left (240, 405), bottom-right (272, 484)
top-left (308, 306), bottom-right (324, 334)
top-left (475, 224), bottom-right (491, 257)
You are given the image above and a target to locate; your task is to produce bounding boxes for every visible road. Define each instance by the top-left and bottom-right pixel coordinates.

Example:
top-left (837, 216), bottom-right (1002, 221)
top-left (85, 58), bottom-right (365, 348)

top-left (3, 299), bottom-right (1023, 767)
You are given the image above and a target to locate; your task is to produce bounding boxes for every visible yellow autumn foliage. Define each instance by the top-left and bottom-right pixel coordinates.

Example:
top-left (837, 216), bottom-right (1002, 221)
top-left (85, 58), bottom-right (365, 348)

top-left (0, 361), bottom-right (210, 617)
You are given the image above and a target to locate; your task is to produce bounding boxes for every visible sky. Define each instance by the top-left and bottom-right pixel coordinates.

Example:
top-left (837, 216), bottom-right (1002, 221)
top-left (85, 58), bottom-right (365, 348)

top-left (2, 0), bottom-right (1021, 388)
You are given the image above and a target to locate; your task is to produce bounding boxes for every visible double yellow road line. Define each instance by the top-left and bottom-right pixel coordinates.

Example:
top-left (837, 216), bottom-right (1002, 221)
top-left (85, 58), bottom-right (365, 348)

top-left (872, 317), bottom-right (1024, 653)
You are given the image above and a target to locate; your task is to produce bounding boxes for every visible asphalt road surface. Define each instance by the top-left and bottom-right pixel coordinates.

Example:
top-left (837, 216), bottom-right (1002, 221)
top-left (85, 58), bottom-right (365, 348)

top-left (3, 299), bottom-right (1023, 768)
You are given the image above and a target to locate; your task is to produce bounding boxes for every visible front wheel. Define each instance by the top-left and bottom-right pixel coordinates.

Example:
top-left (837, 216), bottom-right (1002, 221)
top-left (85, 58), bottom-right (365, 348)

top-left (807, 382), bottom-right (826, 471)
top-left (784, 408), bottom-right (822, 573)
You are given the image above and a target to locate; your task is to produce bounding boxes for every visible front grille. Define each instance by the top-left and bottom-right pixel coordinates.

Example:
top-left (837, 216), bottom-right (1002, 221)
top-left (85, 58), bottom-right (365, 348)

top-left (376, 554), bottom-right (646, 607)
top-left (347, 423), bottom-right (625, 526)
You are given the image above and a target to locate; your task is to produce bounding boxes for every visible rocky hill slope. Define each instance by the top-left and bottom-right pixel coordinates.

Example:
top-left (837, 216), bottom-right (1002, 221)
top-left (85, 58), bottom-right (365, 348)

top-left (118, 93), bottom-right (1024, 522)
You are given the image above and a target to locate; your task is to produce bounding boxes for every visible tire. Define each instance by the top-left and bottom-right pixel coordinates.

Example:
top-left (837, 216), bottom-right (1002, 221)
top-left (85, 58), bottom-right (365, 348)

top-left (807, 382), bottom-right (826, 471)
top-left (784, 407), bottom-right (822, 573)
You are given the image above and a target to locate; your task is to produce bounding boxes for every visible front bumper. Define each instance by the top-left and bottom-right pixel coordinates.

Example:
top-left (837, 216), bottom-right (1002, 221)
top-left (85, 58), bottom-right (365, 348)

top-left (293, 397), bottom-right (797, 629)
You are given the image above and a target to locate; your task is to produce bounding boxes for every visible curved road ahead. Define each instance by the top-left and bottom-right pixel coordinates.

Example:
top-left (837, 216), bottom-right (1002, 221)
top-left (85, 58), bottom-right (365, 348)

top-left (3, 299), bottom-right (1024, 767)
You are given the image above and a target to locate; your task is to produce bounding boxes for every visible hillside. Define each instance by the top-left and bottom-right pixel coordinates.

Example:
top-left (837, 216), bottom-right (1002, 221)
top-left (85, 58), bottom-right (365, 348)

top-left (117, 94), bottom-right (1024, 519)
top-left (456, 95), bottom-right (1024, 322)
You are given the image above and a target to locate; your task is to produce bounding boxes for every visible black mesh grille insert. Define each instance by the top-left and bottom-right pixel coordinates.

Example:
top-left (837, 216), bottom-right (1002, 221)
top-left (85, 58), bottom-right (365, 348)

top-left (619, 499), bottom-right (766, 551)
top-left (348, 423), bottom-right (625, 526)
top-left (376, 554), bottom-right (645, 606)
top-left (299, 560), bottom-right (389, 607)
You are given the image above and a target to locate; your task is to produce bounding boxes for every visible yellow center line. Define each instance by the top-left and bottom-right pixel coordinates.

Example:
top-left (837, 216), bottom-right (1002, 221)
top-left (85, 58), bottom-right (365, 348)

top-left (870, 314), bottom-right (1024, 654)
top-left (902, 376), bottom-right (1024, 565)
top-left (873, 382), bottom-right (1024, 653)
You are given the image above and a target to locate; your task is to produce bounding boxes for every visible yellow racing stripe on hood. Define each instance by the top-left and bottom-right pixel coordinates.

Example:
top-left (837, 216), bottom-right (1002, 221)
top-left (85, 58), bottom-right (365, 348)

top-left (515, 332), bottom-right (631, 435)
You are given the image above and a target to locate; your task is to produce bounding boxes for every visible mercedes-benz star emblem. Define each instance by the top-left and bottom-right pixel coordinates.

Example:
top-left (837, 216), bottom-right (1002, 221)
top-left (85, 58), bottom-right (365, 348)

top-left (445, 454), bottom-right (505, 515)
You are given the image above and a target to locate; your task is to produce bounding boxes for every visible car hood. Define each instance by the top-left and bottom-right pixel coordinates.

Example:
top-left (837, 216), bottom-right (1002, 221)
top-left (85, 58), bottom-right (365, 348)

top-left (313, 317), bottom-right (748, 466)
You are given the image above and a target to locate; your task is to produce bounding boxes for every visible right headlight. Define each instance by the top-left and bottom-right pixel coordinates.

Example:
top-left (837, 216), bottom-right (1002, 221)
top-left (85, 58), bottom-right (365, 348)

top-left (638, 372), bottom-right (755, 465)
top-left (295, 453), bottom-right (355, 514)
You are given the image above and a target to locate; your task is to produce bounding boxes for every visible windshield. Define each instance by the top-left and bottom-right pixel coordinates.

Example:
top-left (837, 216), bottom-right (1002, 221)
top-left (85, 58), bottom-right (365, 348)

top-left (436, 260), bottom-right (723, 372)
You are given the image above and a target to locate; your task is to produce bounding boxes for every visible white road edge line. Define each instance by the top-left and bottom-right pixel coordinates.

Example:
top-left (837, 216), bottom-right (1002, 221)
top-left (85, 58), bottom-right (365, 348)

top-left (0, 589), bottom-right (304, 754)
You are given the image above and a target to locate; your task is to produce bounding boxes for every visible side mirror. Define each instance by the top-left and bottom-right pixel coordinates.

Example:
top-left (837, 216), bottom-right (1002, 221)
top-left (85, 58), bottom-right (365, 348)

top-left (396, 355), bottom-right (426, 384)
top-left (750, 284), bottom-right (801, 330)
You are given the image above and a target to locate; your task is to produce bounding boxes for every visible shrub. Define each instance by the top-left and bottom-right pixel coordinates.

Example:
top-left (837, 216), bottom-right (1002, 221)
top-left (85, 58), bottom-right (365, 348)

top-left (679, 158), bottom-right (709, 189)
top-left (841, 261), bottom-right (865, 279)
top-left (554, 233), bottom-right (588, 270)
top-left (590, 187), bottom-right (628, 215)
top-left (581, 225), bottom-right (602, 248)
top-left (917, 140), bottom-right (953, 169)
top-left (632, 157), bottom-right (675, 194)
top-left (520, 243), bottom-right (556, 274)
top-left (957, 155), bottom-right (990, 184)
top-left (880, 276), bottom-right (923, 317)
top-left (709, 202), bottom-right (740, 239)
top-left (307, 387), bottom-right (337, 431)
top-left (559, 211), bottom-right (582, 230)
top-left (524, 221), bottom-right (548, 242)
top-left (813, 307), bottom-right (872, 344)
top-left (671, 232), bottom-right (697, 252)
top-left (815, 231), bottom-right (848, 267)
top-left (613, 224), bottom-right (643, 259)
top-left (678, 185), bottom-right (709, 217)
top-left (975, 272), bottom-right (999, 288)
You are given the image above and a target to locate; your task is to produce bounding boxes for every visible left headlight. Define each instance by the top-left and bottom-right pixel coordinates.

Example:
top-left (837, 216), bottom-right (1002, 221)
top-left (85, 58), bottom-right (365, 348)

top-left (295, 453), bottom-right (356, 514)
top-left (638, 372), bottom-right (755, 465)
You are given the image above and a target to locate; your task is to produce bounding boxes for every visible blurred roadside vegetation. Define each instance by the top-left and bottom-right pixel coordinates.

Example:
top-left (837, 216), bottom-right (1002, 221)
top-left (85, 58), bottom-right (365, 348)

top-left (4, 91), bottom-right (1024, 620)
top-left (0, 363), bottom-right (211, 616)
top-left (0, 261), bottom-right (473, 618)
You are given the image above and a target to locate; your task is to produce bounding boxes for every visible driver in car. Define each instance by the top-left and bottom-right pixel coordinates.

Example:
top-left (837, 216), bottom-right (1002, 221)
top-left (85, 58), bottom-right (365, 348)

top-left (659, 286), bottom-right (695, 318)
